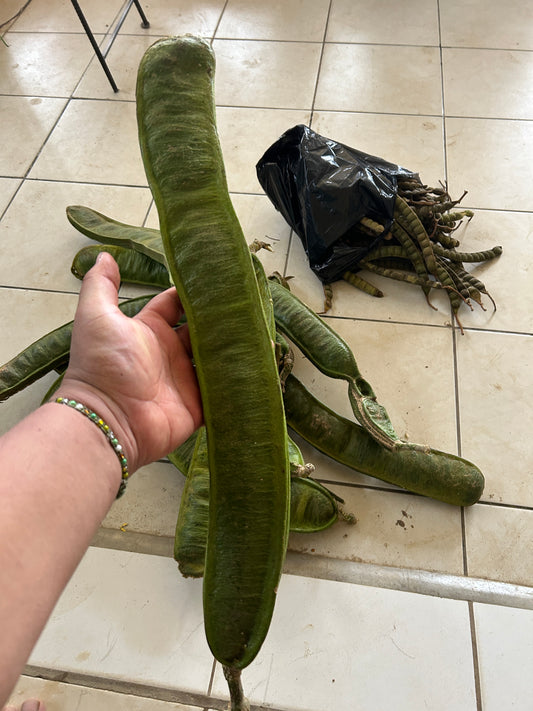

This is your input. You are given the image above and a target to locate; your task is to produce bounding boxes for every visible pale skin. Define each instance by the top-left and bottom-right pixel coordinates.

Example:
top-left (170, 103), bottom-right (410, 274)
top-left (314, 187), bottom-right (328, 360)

top-left (0, 253), bottom-right (203, 709)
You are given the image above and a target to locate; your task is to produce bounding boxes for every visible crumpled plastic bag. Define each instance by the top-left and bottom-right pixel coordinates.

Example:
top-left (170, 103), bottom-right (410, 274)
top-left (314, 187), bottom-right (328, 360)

top-left (256, 124), bottom-right (418, 283)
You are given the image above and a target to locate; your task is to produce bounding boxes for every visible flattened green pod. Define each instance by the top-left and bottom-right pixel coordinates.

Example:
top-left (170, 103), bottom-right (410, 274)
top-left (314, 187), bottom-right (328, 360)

top-left (173, 429), bottom-right (340, 579)
top-left (167, 429), bottom-right (199, 474)
top-left (174, 427), bottom-right (209, 578)
top-left (286, 436), bottom-right (339, 533)
top-left (136, 36), bottom-right (289, 671)
top-left (289, 477), bottom-right (339, 533)
top-left (71, 244), bottom-right (171, 288)
top-left (269, 276), bottom-right (403, 451)
top-left (0, 295), bottom-right (153, 401)
top-left (283, 374), bottom-right (485, 507)
top-left (67, 205), bottom-right (167, 265)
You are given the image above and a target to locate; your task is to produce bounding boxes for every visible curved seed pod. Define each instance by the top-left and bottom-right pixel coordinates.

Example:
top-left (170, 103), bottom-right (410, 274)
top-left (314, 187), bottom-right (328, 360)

top-left (432, 243), bottom-right (503, 263)
top-left (289, 477), bottom-right (340, 533)
top-left (438, 209), bottom-right (474, 226)
top-left (167, 430), bottom-right (199, 474)
top-left (321, 282), bottom-right (334, 313)
top-left (283, 374), bottom-right (485, 507)
top-left (432, 230), bottom-right (461, 249)
top-left (71, 244), bottom-right (171, 288)
top-left (359, 260), bottom-right (447, 291)
top-left (391, 222), bottom-right (430, 276)
top-left (455, 267), bottom-right (497, 311)
top-left (450, 265), bottom-right (483, 308)
top-left (137, 36), bottom-right (289, 675)
top-left (433, 260), bottom-right (467, 333)
top-left (390, 220), bottom-right (434, 302)
top-left (269, 275), bottom-right (402, 450)
top-left (67, 205), bottom-right (167, 266)
top-left (397, 177), bottom-right (425, 192)
top-left (0, 295), bottom-right (153, 401)
top-left (431, 191), bottom-right (467, 214)
top-left (343, 271), bottom-right (384, 298)
top-left (172, 427), bottom-right (340, 579)
top-left (359, 216), bottom-right (385, 234)
top-left (174, 427), bottom-right (209, 578)
top-left (364, 245), bottom-right (405, 261)
top-left (368, 257), bottom-right (416, 272)
top-left (364, 247), bottom-right (419, 274)
top-left (436, 257), bottom-right (471, 303)
top-left (394, 196), bottom-right (439, 274)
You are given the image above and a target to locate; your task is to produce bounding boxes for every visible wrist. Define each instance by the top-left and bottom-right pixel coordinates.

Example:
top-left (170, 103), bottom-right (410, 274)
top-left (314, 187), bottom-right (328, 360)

top-left (52, 378), bottom-right (139, 476)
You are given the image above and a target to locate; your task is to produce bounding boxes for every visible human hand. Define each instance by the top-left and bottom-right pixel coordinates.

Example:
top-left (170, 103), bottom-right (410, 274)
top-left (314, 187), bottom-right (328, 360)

top-left (56, 252), bottom-right (203, 473)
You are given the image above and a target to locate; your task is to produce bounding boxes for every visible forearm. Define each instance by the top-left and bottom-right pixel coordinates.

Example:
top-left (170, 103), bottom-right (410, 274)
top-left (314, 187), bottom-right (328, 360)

top-left (0, 401), bottom-right (123, 705)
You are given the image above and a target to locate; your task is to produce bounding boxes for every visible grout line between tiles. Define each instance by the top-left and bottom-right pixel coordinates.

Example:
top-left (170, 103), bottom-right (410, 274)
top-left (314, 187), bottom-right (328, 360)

top-left (436, 0), bottom-right (449, 183)
top-left (211, 0), bottom-right (230, 42)
top-left (307, 0), bottom-right (332, 127)
top-left (206, 658), bottom-right (217, 697)
top-left (21, 665), bottom-right (293, 711)
top-left (21, 667), bottom-right (216, 711)
top-left (468, 601), bottom-right (483, 711)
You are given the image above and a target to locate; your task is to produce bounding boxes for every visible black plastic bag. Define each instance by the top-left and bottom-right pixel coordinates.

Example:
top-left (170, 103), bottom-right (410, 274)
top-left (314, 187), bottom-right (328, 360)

top-left (256, 124), bottom-right (418, 283)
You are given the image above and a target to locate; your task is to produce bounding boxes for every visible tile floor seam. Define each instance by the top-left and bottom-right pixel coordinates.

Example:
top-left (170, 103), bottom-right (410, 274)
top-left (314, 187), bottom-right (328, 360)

top-left (7, 29), bottom-right (531, 54)
top-left (307, 0), bottom-right (332, 126)
top-left (17, 99), bottom-right (72, 181)
top-left (212, 37), bottom-right (325, 47)
top-left (21, 666), bottom-right (294, 711)
top-left (210, 0), bottom-right (230, 42)
top-left (436, 0), bottom-right (450, 184)
top-left (1, 273), bottom-right (528, 340)
top-left (20, 667), bottom-right (222, 711)
top-left (322, 314), bottom-right (533, 338)
top-left (468, 601), bottom-right (484, 711)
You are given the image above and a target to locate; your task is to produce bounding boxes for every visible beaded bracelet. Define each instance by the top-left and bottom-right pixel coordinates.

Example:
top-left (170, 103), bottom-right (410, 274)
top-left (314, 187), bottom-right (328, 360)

top-left (55, 397), bottom-right (129, 498)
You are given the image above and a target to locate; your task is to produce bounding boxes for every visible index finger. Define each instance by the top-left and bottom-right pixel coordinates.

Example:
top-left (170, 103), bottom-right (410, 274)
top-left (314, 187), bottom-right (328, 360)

top-left (135, 287), bottom-right (185, 328)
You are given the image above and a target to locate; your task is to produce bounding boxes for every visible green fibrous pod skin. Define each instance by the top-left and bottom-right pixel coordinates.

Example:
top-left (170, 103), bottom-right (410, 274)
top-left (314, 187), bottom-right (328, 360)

top-left (174, 427), bottom-right (209, 578)
top-left (40, 372), bottom-right (65, 404)
top-left (343, 270), bottom-right (384, 298)
top-left (71, 244), bottom-right (171, 289)
top-left (66, 204), bottom-right (167, 266)
top-left (167, 430), bottom-right (198, 475)
top-left (289, 477), bottom-right (340, 533)
top-left (0, 295), bottom-right (153, 401)
top-left (172, 428), bottom-right (340, 579)
top-left (268, 275), bottom-right (404, 451)
top-left (283, 374), bottom-right (485, 507)
top-left (251, 253), bottom-right (276, 339)
top-left (136, 36), bottom-right (289, 672)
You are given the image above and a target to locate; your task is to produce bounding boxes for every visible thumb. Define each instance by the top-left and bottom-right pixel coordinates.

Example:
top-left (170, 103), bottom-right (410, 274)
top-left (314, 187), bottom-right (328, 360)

top-left (77, 251), bottom-right (121, 316)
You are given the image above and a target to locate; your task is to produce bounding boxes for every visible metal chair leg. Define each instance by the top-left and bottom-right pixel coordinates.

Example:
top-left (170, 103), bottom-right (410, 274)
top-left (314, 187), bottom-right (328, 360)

top-left (132, 0), bottom-right (150, 28)
top-left (71, 0), bottom-right (119, 92)
top-left (70, 0), bottom-right (150, 93)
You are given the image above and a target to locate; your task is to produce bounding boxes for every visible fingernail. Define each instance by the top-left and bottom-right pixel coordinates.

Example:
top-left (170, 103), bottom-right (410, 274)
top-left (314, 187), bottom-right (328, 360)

top-left (96, 251), bottom-right (105, 263)
top-left (21, 700), bottom-right (42, 711)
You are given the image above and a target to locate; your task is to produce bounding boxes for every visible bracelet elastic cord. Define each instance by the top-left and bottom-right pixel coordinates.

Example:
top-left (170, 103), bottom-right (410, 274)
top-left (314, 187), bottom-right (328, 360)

top-left (55, 397), bottom-right (129, 498)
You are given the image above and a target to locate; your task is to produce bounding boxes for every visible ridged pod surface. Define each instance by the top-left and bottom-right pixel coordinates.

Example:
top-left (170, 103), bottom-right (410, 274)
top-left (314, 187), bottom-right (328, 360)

top-left (136, 36), bottom-right (289, 670)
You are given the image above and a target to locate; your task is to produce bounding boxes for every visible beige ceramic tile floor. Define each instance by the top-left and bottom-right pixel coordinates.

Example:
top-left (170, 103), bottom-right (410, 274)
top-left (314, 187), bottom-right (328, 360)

top-left (1, 0), bottom-right (532, 708)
